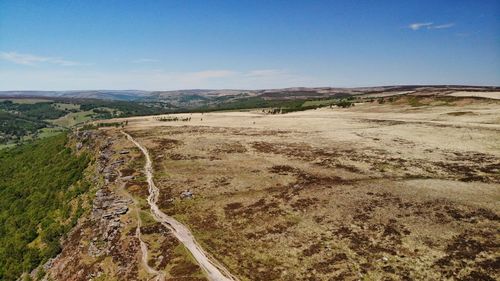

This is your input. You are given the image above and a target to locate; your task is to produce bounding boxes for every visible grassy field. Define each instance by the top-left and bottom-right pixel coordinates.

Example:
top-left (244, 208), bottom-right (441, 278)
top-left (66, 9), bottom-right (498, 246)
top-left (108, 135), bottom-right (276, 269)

top-left (115, 97), bottom-right (500, 281)
top-left (49, 110), bottom-right (95, 127)
top-left (37, 127), bottom-right (67, 138)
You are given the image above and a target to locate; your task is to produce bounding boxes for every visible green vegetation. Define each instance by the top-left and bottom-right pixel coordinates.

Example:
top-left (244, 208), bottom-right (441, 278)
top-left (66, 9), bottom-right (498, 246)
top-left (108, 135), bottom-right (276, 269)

top-left (407, 96), bottom-right (424, 107)
top-left (51, 102), bottom-right (80, 111)
top-left (0, 134), bottom-right (90, 281)
top-left (0, 111), bottom-right (46, 143)
top-left (36, 127), bottom-right (67, 139)
top-left (0, 100), bottom-right (67, 120)
top-left (196, 97), bottom-right (306, 112)
top-left (0, 98), bottom-right (52, 104)
top-left (0, 100), bottom-right (67, 145)
top-left (49, 110), bottom-right (95, 128)
top-left (81, 121), bottom-right (127, 130)
top-left (0, 98), bottom-right (170, 146)
top-left (194, 96), bottom-right (356, 113)
top-left (0, 143), bottom-right (17, 150)
top-left (77, 99), bottom-right (166, 117)
top-left (335, 99), bottom-right (355, 108)
top-left (302, 98), bottom-right (340, 107)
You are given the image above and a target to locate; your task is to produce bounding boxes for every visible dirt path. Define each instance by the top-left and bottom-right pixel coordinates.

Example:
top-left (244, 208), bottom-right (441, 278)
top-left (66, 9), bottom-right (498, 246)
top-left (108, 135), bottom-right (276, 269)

top-left (122, 131), bottom-right (240, 281)
top-left (135, 210), bottom-right (165, 281)
top-left (118, 169), bottom-right (165, 280)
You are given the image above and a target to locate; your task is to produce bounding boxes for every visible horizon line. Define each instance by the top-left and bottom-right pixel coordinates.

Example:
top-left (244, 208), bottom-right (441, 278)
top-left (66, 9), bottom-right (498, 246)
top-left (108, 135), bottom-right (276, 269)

top-left (1, 84), bottom-right (499, 93)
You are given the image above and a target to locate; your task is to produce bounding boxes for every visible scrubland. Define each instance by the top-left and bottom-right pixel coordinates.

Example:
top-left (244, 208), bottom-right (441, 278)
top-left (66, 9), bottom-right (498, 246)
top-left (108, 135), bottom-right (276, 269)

top-left (112, 97), bottom-right (500, 280)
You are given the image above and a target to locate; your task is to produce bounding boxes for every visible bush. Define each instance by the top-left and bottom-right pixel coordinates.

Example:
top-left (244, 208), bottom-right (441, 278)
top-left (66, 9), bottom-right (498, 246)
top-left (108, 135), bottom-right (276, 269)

top-left (336, 100), bottom-right (354, 108)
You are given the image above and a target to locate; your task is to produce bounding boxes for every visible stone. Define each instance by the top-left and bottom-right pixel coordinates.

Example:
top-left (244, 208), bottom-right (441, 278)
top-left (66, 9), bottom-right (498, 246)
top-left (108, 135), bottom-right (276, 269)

top-left (180, 190), bottom-right (194, 199)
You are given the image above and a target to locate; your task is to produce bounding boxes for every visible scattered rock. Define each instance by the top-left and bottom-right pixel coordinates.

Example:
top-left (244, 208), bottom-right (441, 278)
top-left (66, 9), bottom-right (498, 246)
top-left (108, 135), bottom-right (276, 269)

top-left (180, 190), bottom-right (194, 199)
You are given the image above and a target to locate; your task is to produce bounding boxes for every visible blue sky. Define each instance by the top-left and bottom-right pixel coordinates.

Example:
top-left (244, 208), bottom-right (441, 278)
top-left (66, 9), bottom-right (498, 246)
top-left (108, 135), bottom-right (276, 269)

top-left (0, 0), bottom-right (499, 90)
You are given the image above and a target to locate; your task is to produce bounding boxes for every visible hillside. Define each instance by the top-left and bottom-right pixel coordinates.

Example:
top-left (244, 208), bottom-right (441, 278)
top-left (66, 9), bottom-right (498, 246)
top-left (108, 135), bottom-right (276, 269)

top-left (0, 98), bottom-right (168, 148)
top-left (0, 134), bottom-right (90, 281)
top-left (2, 85), bottom-right (498, 102)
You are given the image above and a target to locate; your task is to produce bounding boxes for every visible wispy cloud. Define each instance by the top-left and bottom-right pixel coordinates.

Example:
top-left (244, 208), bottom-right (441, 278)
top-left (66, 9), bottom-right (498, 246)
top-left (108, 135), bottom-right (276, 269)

top-left (408, 22), bottom-right (454, 30)
top-left (0, 51), bottom-right (85, 66)
top-left (132, 58), bottom-right (159, 63)
top-left (409, 22), bottom-right (433, 30)
top-left (429, 23), bottom-right (455, 29)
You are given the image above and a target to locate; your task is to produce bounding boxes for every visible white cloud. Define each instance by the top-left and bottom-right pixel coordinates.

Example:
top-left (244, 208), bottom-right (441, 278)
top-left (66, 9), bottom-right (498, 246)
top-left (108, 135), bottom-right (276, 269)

top-left (132, 58), bottom-right (159, 63)
top-left (408, 22), bottom-right (454, 30)
top-left (429, 23), bottom-right (455, 29)
top-left (0, 51), bottom-right (85, 66)
top-left (409, 22), bottom-right (433, 30)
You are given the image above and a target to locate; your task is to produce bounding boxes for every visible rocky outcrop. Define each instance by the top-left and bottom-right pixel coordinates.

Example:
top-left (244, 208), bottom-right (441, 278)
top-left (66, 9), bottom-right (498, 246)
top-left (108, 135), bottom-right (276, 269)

top-left (87, 135), bottom-right (133, 257)
top-left (36, 131), bottom-right (140, 281)
top-left (88, 188), bottom-right (132, 257)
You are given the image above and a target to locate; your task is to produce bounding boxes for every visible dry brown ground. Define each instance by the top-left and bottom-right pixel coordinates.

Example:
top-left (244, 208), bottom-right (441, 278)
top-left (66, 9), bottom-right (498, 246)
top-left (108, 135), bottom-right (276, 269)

top-left (448, 91), bottom-right (500, 100)
top-left (112, 98), bottom-right (499, 281)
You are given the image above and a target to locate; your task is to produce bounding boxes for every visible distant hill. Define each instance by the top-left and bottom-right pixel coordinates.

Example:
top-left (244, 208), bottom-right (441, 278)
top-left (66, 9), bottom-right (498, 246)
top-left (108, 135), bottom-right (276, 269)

top-left (1, 85), bottom-right (498, 158)
top-left (1, 85), bottom-right (498, 102)
top-left (0, 90), bottom-right (150, 101)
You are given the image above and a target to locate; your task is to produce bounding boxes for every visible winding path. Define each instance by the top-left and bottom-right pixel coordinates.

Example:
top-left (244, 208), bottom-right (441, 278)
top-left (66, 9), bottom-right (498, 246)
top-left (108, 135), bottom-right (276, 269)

top-left (136, 209), bottom-right (165, 281)
top-left (122, 131), bottom-right (239, 281)
top-left (118, 168), bottom-right (164, 281)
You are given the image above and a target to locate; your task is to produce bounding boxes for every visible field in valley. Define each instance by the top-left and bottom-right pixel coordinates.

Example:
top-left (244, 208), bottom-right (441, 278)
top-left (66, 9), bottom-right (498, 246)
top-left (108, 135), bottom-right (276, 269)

top-left (100, 97), bottom-right (500, 281)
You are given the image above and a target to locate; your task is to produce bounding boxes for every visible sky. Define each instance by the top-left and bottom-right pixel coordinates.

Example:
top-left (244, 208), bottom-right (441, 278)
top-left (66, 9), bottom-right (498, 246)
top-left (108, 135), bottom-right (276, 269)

top-left (0, 0), bottom-right (499, 90)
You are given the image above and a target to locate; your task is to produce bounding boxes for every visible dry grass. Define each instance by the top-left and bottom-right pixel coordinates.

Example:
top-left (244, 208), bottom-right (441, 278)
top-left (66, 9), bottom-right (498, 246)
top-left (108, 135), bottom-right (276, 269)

top-left (113, 98), bottom-right (499, 280)
top-left (449, 91), bottom-right (500, 100)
